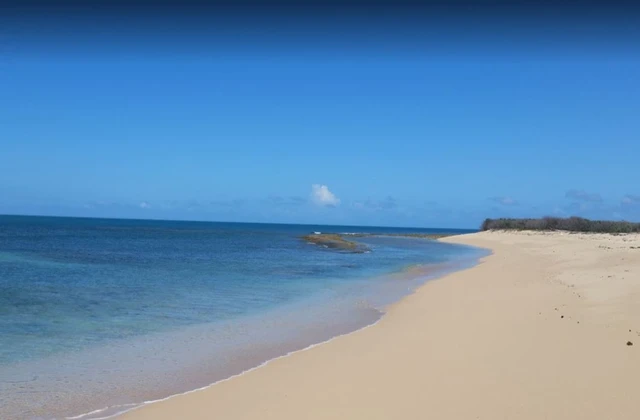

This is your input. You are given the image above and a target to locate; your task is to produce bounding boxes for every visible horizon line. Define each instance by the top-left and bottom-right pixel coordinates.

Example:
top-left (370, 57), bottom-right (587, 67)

top-left (0, 213), bottom-right (477, 232)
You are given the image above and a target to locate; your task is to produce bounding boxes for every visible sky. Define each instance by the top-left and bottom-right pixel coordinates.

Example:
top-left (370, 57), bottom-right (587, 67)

top-left (1, 1), bottom-right (640, 228)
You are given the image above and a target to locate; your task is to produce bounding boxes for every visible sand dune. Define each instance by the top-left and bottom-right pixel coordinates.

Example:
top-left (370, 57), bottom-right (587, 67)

top-left (122, 231), bottom-right (640, 420)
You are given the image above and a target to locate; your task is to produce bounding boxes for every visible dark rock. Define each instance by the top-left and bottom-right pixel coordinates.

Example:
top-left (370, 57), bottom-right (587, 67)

top-left (301, 234), bottom-right (369, 253)
top-left (627, 341), bottom-right (633, 346)
top-left (561, 315), bottom-right (564, 319)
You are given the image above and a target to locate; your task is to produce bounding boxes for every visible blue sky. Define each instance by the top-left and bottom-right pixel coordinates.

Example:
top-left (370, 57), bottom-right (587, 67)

top-left (2, 6), bottom-right (640, 228)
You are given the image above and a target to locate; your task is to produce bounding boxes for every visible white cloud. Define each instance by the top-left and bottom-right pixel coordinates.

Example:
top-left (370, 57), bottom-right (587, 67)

top-left (83, 200), bottom-right (118, 209)
top-left (565, 189), bottom-right (602, 203)
top-left (622, 195), bottom-right (640, 205)
top-left (310, 184), bottom-right (340, 207)
top-left (351, 196), bottom-right (397, 211)
top-left (139, 201), bottom-right (150, 209)
top-left (489, 196), bottom-right (518, 206)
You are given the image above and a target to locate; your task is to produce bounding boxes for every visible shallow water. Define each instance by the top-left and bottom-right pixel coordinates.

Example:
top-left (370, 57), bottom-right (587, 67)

top-left (0, 216), bottom-right (484, 419)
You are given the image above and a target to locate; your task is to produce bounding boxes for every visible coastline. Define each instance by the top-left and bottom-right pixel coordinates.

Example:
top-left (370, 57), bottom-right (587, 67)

top-left (67, 247), bottom-right (484, 420)
top-left (119, 230), bottom-right (640, 419)
top-left (1, 221), bottom-right (480, 420)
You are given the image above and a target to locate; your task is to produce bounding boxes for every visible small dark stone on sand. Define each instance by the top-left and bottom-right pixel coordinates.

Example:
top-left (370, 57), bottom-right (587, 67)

top-left (627, 341), bottom-right (633, 346)
top-left (561, 315), bottom-right (564, 319)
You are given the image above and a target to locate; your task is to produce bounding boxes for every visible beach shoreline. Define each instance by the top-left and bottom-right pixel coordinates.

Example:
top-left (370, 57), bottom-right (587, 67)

top-left (64, 248), bottom-right (485, 420)
top-left (0, 218), bottom-right (482, 420)
top-left (119, 230), bottom-right (640, 420)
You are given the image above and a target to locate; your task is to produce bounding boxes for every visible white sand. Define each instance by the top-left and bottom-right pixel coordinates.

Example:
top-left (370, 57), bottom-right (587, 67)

top-left (122, 231), bottom-right (640, 420)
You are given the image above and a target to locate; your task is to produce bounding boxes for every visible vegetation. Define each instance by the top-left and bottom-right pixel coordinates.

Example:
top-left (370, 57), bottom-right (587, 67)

top-left (480, 217), bottom-right (640, 234)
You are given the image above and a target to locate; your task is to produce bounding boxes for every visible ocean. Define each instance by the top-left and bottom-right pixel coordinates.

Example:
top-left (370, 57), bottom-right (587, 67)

top-left (0, 215), bottom-right (485, 419)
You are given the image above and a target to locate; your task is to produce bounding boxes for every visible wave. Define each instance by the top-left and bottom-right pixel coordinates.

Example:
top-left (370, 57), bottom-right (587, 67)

top-left (69, 316), bottom-right (386, 420)
top-left (60, 251), bottom-right (487, 420)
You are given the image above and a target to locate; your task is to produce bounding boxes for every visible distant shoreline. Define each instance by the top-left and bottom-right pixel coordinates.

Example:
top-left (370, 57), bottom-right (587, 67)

top-left (301, 232), bottom-right (461, 253)
top-left (0, 213), bottom-right (475, 232)
top-left (481, 216), bottom-right (640, 234)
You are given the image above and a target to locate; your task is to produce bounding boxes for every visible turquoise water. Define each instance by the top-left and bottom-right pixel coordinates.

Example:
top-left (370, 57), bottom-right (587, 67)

top-left (0, 215), bottom-right (484, 419)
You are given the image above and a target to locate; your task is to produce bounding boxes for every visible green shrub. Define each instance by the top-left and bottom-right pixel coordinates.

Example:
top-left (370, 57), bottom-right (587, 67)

top-left (480, 217), bottom-right (640, 233)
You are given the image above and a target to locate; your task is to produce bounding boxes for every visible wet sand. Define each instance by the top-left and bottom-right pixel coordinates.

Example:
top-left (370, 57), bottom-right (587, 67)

top-left (122, 231), bottom-right (640, 420)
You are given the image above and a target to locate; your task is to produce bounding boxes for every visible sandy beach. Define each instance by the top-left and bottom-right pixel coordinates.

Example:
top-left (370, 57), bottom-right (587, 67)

top-left (122, 231), bottom-right (640, 420)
